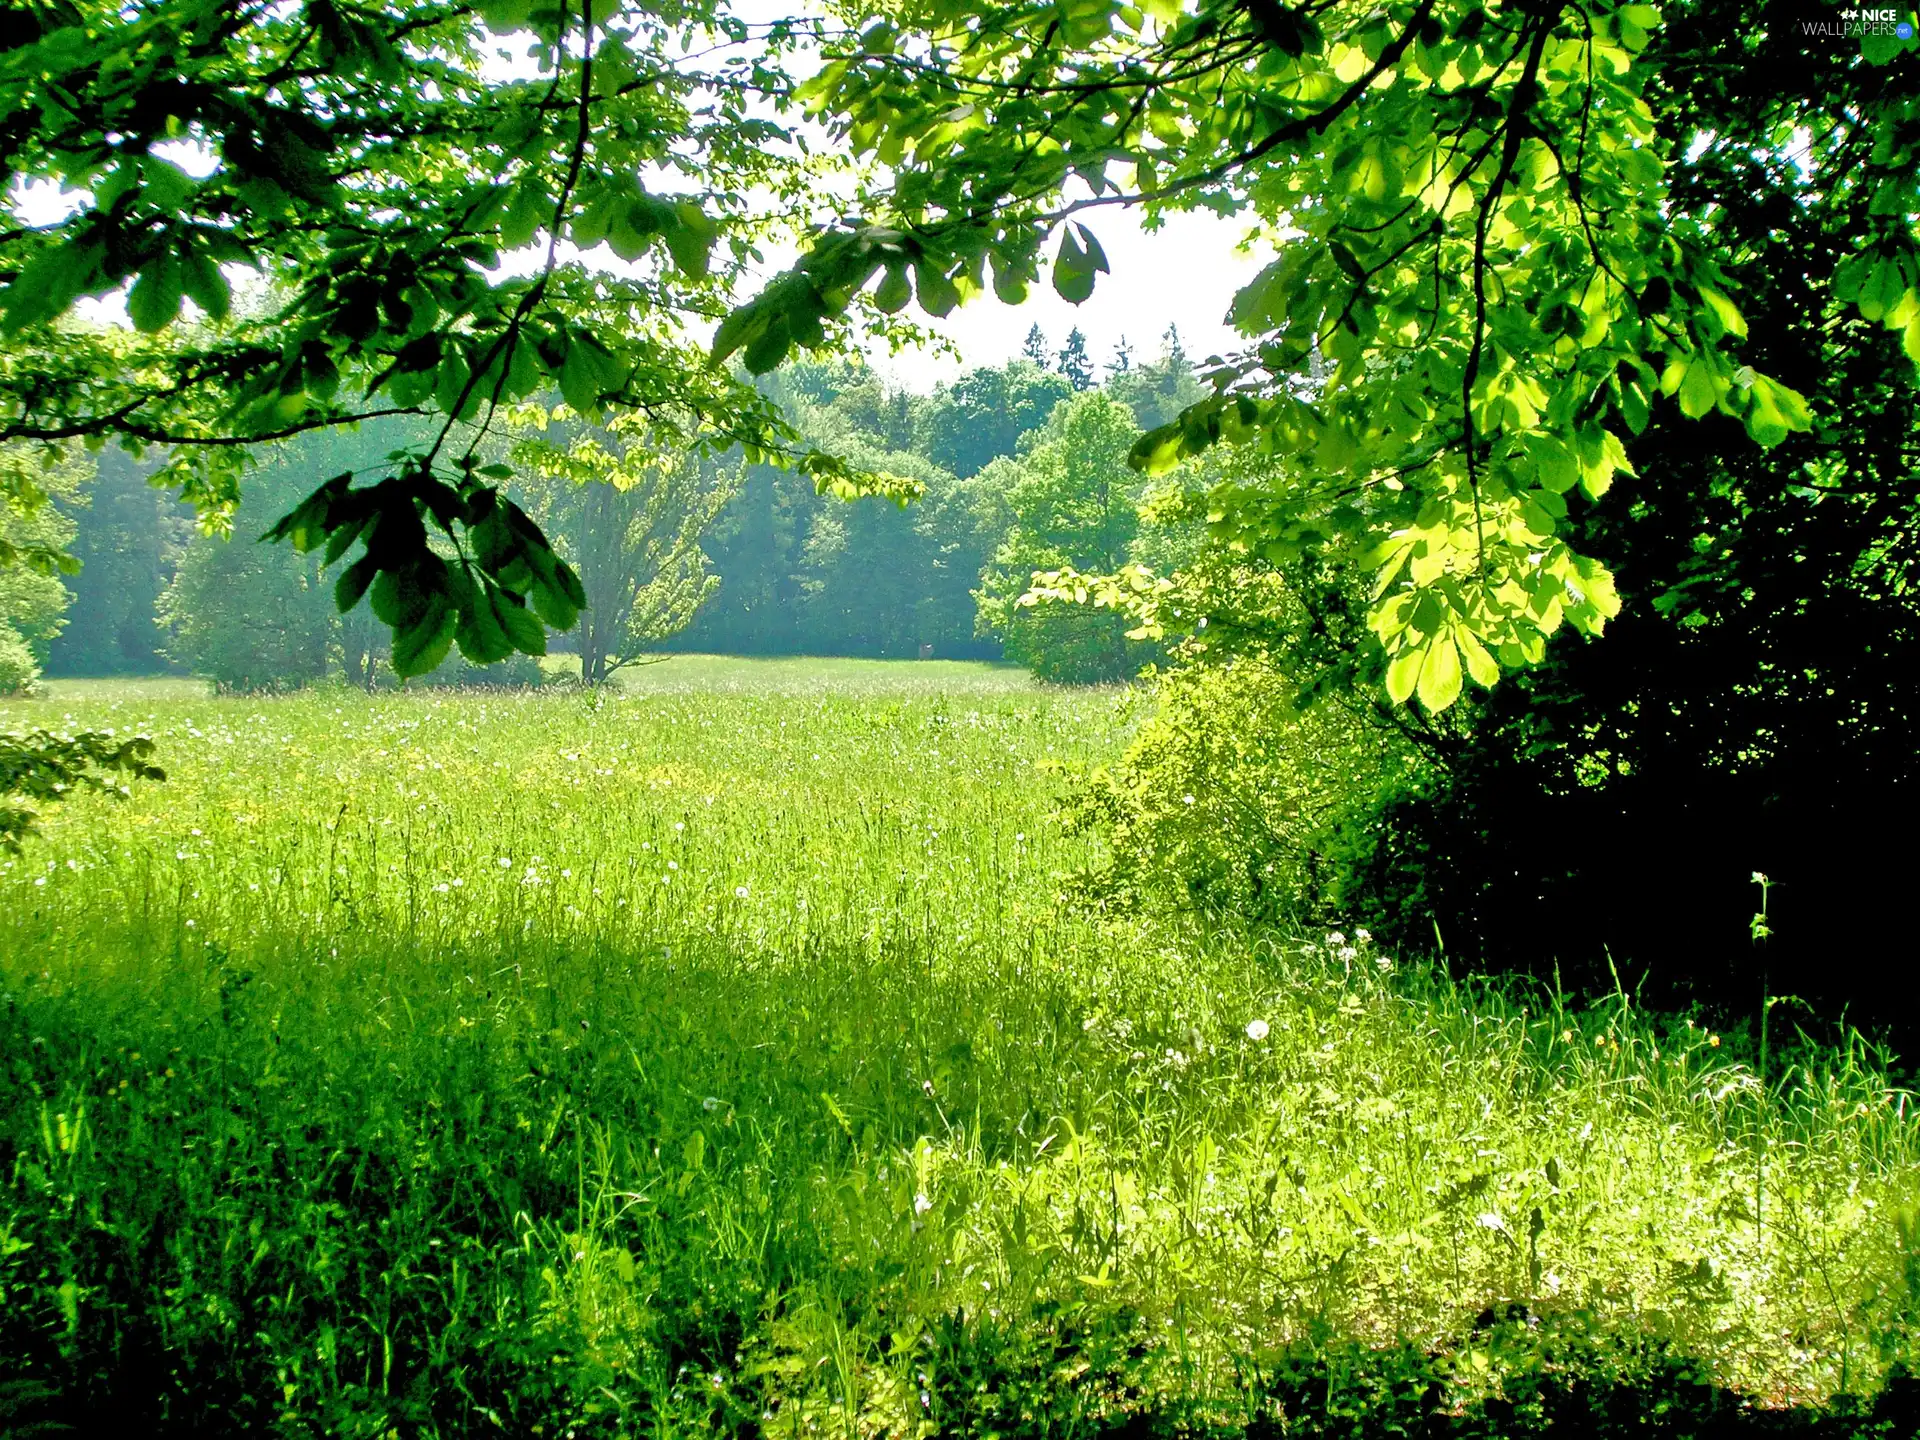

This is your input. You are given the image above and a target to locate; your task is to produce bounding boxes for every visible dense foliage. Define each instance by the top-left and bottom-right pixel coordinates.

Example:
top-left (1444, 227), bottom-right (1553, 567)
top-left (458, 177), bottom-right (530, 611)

top-left (0, 443), bottom-right (88, 694)
top-left (43, 448), bottom-right (189, 678)
top-left (727, 0), bottom-right (1920, 720)
top-left (1330, 0), bottom-right (1920, 1024)
top-left (1, 0), bottom-right (892, 678)
top-left (1057, 2), bottom-right (1920, 1033)
top-left (978, 391), bottom-right (1160, 682)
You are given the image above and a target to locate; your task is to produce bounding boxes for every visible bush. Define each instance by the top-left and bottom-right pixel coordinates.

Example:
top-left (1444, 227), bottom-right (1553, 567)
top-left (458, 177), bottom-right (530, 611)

top-left (1068, 653), bottom-right (1417, 922)
top-left (0, 621), bottom-right (39, 697)
top-left (158, 506), bottom-right (335, 695)
top-left (404, 649), bottom-right (548, 689)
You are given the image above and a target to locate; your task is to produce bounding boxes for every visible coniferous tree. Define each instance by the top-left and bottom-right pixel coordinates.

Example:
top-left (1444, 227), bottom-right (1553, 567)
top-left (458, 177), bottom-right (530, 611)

top-left (1021, 324), bottom-right (1051, 368)
top-left (1057, 329), bottom-right (1095, 391)
top-left (1160, 324), bottom-right (1187, 370)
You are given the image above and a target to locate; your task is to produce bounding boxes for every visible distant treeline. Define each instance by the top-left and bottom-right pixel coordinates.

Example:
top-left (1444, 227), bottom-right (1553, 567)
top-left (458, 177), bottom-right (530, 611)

top-left (5, 326), bottom-right (1203, 691)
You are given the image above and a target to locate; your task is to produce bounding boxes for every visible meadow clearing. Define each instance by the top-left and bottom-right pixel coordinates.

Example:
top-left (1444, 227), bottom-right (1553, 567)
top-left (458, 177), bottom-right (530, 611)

top-left (2, 660), bottom-right (1917, 1436)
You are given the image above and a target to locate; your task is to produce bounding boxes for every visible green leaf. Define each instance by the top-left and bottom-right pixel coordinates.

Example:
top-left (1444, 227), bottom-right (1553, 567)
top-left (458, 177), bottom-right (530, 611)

top-left (1385, 645), bottom-right (1423, 704)
top-left (1052, 226), bottom-right (1098, 304)
top-left (1073, 223), bottom-right (1110, 277)
top-left (1416, 635), bottom-right (1462, 712)
top-left (741, 313), bottom-right (792, 374)
top-left (1744, 373), bottom-right (1812, 448)
top-left (334, 555), bottom-right (377, 612)
top-left (127, 251), bottom-right (184, 333)
top-left (455, 587), bottom-right (512, 664)
top-left (1459, 629), bottom-right (1501, 689)
top-left (501, 181), bottom-right (546, 248)
top-left (873, 264), bottom-right (911, 313)
top-left (664, 202), bottom-right (716, 278)
top-left (139, 157), bottom-right (197, 215)
top-left (180, 242), bottom-right (232, 321)
top-left (1130, 425), bottom-right (1186, 476)
top-left (2, 237), bottom-right (104, 333)
top-left (499, 596), bottom-right (547, 654)
top-left (1524, 434), bottom-right (1579, 493)
top-left (914, 259), bottom-right (960, 317)
top-left (1697, 285), bottom-right (1746, 340)
top-left (1676, 356), bottom-right (1719, 419)
top-left (393, 599), bottom-right (457, 677)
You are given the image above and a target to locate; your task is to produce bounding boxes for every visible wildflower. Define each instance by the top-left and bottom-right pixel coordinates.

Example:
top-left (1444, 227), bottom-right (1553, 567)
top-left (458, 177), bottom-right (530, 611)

top-left (702, 1096), bottom-right (725, 1113)
top-left (1327, 931), bottom-right (1347, 947)
top-left (1182, 794), bottom-right (1195, 805)
top-left (734, 885), bottom-right (750, 899)
top-left (1246, 1019), bottom-right (1270, 1042)
top-left (1355, 928), bottom-right (1372, 944)
top-left (1709, 1034), bottom-right (1720, 1047)
top-left (674, 821), bottom-right (685, 832)
top-left (497, 857), bottom-right (512, 868)
top-left (913, 1193), bottom-right (933, 1215)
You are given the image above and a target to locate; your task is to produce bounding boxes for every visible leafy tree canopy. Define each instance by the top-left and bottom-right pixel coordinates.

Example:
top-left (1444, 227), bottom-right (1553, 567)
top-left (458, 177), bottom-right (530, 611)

top-left (726, 0), bottom-right (1920, 711)
top-left (6, 0), bottom-right (1915, 712)
top-left (0, 0), bottom-right (902, 679)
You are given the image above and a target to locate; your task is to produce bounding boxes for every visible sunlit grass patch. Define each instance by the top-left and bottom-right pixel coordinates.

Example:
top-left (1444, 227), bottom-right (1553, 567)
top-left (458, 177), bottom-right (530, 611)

top-left (1, 663), bottom-right (1914, 1435)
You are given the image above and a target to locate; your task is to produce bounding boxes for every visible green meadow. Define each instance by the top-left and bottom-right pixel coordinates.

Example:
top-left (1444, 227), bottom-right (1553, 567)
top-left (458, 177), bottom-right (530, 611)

top-left (2, 661), bottom-right (1916, 1436)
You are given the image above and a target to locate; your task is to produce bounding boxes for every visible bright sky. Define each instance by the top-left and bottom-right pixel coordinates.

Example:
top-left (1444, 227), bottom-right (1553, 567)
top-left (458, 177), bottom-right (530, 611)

top-left (849, 208), bottom-right (1270, 391)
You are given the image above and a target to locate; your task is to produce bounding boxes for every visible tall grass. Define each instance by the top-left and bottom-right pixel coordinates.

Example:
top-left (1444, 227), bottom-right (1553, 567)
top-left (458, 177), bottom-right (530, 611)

top-left (2, 661), bottom-right (1915, 1435)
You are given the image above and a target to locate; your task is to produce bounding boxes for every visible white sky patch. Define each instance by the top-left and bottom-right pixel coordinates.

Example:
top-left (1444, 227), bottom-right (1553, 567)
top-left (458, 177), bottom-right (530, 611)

top-left (852, 208), bottom-right (1272, 390)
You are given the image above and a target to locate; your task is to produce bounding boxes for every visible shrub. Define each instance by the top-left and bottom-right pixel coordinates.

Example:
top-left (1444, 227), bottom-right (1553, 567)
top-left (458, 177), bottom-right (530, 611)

top-left (1067, 653), bottom-right (1417, 923)
top-left (0, 621), bottom-right (40, 697)
top-left (405, 649), bottom-right (548, 689)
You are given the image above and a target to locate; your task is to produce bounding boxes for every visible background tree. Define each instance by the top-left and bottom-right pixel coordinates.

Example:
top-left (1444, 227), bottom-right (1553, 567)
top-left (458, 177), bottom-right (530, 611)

top-left (514, 411), bottom-right (734, 685)
top-left (1106, 344), bottom-right (1207, 431)
top-left (1108, 336), bottom-right (1133, 378)
top-left (0, 444), bottom-right (85, 694)
top-left (915, 360), bottom-right (1073, 480)
top-left (44, 448), bottom-right (189, 677)
top-left (1021, 324), bottom-right (1051, 368)
top-left (0, 0), bottom-right (906, 681)
top-left (721, 0), bottom-right (1913, 716)
top-left (1056, 328), bottom-right (1095, 390)
top-left (158, 462), bottom-right (337, 694)
top-left (1159, 325), bottom-right (1187, 374)
top-left (977, 393), bottom-right (1154, 682)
